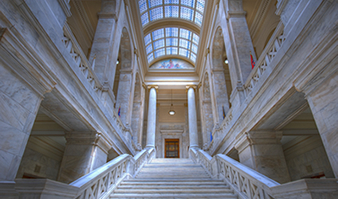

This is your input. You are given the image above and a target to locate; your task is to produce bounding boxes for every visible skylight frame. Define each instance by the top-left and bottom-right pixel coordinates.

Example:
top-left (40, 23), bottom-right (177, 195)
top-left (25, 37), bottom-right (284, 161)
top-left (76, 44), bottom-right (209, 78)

top-left (144, 27), bottom-right (199, 63)
top-left (139, 0), bottom-right (205, 27)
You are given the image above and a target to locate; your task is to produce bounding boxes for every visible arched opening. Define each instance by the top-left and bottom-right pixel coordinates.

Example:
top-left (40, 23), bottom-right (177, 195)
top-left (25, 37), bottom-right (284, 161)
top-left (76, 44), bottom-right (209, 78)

top-left (211, 27), bottom-right (232, 124)
top-left (114, 27), bottom-right (133, 125)
top-left (201, 73), bottom-right (214, 148)
top-left (131, 75), bottom-right (142, 147)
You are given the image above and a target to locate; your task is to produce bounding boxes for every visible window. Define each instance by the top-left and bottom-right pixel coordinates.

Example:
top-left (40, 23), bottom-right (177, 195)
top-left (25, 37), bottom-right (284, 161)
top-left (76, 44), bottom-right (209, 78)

top-left (139, 0), bottom-right (205, 27)
top-left (144, 27), bottom-right (200, 63)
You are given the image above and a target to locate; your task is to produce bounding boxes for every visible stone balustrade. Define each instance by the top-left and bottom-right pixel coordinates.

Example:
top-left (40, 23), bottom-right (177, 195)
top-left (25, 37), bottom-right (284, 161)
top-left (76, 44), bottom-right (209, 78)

top-left (244, 22), bottom-right (286, 96)
top-left (205, 107), bottom-right (233, 152)
top-left (6, 149), bottom-right (154, 199)
top-left (190, 148), bottom-right (279, 199)
top-left (62, 24), bottom-right (103, 97)
top-left (61, 23), bottom-right (138, 153)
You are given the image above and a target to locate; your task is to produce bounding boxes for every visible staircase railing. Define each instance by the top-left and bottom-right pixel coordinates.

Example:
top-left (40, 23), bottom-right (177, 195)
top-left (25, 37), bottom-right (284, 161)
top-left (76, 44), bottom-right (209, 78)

top-left (190, 148), bottom-right (279, 199)
top-left (70, 148), bottom-right (153, 199)
top-left (7, 148), bottom-right (154, 199)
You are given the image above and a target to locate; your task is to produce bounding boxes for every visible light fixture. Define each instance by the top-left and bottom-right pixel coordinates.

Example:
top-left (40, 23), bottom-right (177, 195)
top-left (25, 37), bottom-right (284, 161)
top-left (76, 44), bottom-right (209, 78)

top-left (224, 59), bottom-right (228, 64)
top-left (116, 60), bottom-right (119, 65)
top-left (168, 89), bottom-right (175, 116)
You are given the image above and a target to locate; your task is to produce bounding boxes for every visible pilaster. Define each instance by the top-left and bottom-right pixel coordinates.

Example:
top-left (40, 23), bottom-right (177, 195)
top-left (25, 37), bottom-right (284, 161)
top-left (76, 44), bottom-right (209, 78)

top-left (58, 132), bottom-right (110, 183)
top-left (235, 131), bottom-right (291, 183)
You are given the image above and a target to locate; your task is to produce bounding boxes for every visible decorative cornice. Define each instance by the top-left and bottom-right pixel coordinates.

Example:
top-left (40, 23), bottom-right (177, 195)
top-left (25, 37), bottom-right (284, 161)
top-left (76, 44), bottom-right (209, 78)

top-left (275, 0), bottom-right (289, 16)
top-left (57, 0), bottom-right (72, 17)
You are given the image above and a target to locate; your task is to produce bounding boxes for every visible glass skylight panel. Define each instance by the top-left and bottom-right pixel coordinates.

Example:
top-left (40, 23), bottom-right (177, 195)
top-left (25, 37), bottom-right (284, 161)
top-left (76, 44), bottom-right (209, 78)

top-left (139, 0), bottom-right (147, 14)
top-left (179, 39), bottom-right (190, 50)
top-left (147, 53), bottom-right (154, 62)
top-left (153, 39), bottom-right (165, 50)
top-left (166, 47), bottom-right (178, 55)
top-left (192, 34), bottom-right (199, 44)
top-left (196, 0), bottom-right (205, 13)
top-left (144, 34), bottom-right (151, 46)
top-left (138, 0), bottom-right (205, 27)
top-left (190, 53), bottom-right (196, 62)
top-left (141, 12), bottom-right (149, 26)
top-left (195, 12), bottom-right (203, 26)
top-left (179, 48), bottom-right (189, 57)
top-left (152, 29), bottom-right (164, 40)
top-left (146, 27), bottom-right (199, 63)
top-left (181, 0), bottom-right (195, 8)
top-left (165, 6), bottom-right (179, 18)
top-left (166, 38), bottom-right (178, 46)
top-left (165, 28), bottom-right (178, 37)
top-left (191, 43), bottom-right (198, 54)
top-left (164, 0), bottom-right (179, 4)
top-left (180, 7), bottom-right (194, 21)
top-left (149, 0), bottom-right (162, 8)
top-left (150, 7), bottom-right (163, 21)
top-left (154, 49), bottom-right (165, 58)
top-left (180, 29), bottom-right (192, 40)
top-left (146, 44), bottom-right (153, 54)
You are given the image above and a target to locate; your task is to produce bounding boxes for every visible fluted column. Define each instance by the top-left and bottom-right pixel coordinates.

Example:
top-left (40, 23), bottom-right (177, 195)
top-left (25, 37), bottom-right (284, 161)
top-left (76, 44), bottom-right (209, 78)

top-left (146, 86), bottom-right (157, 148)
top-left (187, 86), bottom-right (199, 148)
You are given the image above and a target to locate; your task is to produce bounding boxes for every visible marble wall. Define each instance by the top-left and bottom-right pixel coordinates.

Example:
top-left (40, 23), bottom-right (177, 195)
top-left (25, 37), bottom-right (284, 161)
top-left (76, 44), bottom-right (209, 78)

top-left (283, 135), bottom-right (334, 181)
top-left (16, 136), bottom-right (64, 180)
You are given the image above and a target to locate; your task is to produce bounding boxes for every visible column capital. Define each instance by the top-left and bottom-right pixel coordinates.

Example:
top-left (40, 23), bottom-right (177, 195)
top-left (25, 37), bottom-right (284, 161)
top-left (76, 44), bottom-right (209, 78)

top-left (65, 131), bottom-right (111, 153)
top-left (147, 85), bottom-right (158, 92)
top-left (235, 131), bottom-right (283, 153)
top-left (186, 85), bottom-right (197, 92)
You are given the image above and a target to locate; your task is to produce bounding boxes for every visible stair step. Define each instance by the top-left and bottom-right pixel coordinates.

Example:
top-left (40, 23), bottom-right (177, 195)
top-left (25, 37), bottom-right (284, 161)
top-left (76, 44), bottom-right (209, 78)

top-left (110, 193), bottom-right (237, 198)
top-left (110, 158), bottom-right (237, 199)
top-left (114, 188), bottom-right (232, 193)
top-left (126, 178), bottom-right (223, 182)
top-left (118, 185), bottom-right (230, 189)
top-left (121, 181), bottom-right (226, 185)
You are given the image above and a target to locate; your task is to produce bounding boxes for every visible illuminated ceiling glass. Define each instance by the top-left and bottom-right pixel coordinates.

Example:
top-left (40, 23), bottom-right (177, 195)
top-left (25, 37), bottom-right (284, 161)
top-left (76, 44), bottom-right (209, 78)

top-left (144, 27), bottom-right (199, 63)
top-left (139, 0), bottom-right (205, 27)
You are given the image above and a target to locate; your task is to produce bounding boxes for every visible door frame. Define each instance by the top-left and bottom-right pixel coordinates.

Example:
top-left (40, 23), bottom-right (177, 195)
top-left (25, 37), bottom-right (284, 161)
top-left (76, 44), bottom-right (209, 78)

top-left (165, 139), bottom-right (180, 158)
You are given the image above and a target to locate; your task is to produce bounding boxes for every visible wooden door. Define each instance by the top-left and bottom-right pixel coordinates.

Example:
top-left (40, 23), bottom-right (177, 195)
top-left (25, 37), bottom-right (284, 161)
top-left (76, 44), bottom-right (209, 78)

top-left (165, 139), bottom-right (179, 158)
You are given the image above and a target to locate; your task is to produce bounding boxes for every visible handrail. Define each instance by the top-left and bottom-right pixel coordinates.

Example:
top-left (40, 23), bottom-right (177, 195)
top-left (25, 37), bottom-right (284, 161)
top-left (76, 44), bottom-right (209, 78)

top-left (70, 154), bottom-right (130, 199)
top-left (191, 148), bottom-right (280, 199)
top-left (69, 148), bottom-right (154, 199)
top-left (244, 22), bottom-right (286, 96)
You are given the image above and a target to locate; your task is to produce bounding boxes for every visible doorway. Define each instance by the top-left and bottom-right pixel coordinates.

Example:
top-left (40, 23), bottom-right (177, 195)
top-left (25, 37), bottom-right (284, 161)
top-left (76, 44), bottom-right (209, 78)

top-left (165, 139), bottom-right (179, 158)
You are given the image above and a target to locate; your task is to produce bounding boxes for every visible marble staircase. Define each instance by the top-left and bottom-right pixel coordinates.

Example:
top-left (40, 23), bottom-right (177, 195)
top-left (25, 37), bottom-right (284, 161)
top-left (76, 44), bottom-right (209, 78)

top-left (110, 158), bottom-right (237, 198)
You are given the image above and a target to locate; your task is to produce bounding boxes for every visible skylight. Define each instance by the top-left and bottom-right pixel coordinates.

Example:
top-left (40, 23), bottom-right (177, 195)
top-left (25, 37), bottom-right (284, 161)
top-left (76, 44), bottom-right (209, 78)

top-left (139, 0), bottom-right (205, 27)
top-left (144, 27), bottom-right (199, 63)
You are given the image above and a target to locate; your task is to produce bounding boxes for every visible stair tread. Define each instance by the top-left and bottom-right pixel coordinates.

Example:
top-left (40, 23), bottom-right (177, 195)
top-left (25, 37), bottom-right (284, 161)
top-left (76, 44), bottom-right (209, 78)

top-left (110, 193), bottom-right (237, 199)
top-left (110, 158), bottom-right (237, 199)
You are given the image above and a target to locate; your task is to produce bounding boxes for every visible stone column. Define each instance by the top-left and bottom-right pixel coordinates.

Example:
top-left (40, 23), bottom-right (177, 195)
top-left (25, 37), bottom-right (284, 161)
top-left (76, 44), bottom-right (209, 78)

top-left (146, 86), bottom-right (157, 148)
top-left (58, 132), bottom-right (110, 183)
top-left (88, 0), bottom-right (117, 84)
top-left (223, 0), bottom-right (256, 107)
top-left (187, 86), bottom-right (199, 148)
top-left (306, 72), bottom-right (338, 178)
top-left (235, 131), bottom-right (291, 183)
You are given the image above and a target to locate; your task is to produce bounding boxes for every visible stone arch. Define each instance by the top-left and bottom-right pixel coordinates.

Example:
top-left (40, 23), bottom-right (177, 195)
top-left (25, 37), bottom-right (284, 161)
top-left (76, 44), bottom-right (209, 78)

top-left (113, 27), bottom-right (134, 125)
top-left (119, 27), bottom-right (132, 70)
top-left (131, 73), bottom-right (142, 147)
top-left (210, 26), bottom-right (232, 124)
top-left (201, 72), bottom-right (214, 148)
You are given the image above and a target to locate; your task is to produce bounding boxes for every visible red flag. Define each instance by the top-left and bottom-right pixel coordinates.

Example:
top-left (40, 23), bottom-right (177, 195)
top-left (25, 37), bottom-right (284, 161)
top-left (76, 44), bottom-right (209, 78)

top-left (250, 52), bottom-right (255, 69)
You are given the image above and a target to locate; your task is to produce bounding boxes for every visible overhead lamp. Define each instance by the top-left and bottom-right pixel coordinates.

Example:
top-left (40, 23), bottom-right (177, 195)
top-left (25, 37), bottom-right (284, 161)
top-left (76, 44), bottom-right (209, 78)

top-left (224, 59), bottom-right (228, 64)
top-left (168, 89), bottom-right (176, 116)
top-left (116, 60), bottom-right (119, 65)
